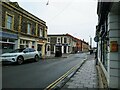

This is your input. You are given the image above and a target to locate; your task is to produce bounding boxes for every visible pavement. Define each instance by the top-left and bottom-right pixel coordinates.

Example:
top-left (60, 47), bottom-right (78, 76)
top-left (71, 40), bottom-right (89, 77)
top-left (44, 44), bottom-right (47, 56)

top-left (61, 54), bottom-right (99, 89)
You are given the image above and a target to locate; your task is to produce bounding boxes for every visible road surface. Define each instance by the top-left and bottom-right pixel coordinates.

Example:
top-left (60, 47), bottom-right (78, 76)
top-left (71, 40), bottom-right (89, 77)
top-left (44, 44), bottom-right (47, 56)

top-left (2, 53), bottom-right (87, 88)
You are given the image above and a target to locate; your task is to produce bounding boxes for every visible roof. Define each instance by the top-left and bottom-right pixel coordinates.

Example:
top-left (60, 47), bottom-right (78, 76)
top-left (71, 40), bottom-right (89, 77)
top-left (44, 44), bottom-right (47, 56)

top-left (48, 34), bottom-right (66, 37)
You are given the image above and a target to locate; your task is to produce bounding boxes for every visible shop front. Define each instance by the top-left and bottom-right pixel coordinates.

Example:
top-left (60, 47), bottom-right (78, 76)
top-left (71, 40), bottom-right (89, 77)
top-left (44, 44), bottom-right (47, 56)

top-left (0, 31), bottom-right (18, 53)
top-left (37, 40), bottom-right (47, 59)
top-left (19, 36), bottom-right (37, 50)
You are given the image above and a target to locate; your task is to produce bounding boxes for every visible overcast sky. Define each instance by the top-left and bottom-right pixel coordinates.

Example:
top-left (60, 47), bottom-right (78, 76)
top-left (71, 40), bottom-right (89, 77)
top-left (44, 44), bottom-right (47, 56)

top-left (11, 0), bottom-right (98, 47)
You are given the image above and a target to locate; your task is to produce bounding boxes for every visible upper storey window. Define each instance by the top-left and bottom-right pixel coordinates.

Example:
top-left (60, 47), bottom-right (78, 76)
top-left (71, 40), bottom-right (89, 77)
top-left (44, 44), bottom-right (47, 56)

top-left (6, 13), bottom-right (14, 30)
top-left (27, 23), bottom-right (31, 34)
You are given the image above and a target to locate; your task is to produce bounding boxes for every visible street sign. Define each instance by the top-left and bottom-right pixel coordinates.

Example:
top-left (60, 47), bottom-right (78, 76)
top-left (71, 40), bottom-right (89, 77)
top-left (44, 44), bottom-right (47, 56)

top-left (94, 36), bottom-right (99, 42)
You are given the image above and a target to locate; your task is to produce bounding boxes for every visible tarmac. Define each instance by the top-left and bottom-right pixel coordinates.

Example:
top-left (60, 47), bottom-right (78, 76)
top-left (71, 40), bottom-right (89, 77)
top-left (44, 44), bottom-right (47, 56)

top-left (1, 52), bottom-right (103, 89)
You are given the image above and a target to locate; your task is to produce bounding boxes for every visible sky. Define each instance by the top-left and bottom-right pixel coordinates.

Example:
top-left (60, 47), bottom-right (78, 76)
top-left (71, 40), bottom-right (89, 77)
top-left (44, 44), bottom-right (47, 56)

top-left (11, 0), bottom-right (98, 47)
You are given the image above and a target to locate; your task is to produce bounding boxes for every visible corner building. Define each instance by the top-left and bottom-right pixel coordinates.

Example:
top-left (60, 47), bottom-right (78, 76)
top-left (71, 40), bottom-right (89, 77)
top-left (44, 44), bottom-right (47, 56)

top-left (0, 2), bottom-right (48, 58)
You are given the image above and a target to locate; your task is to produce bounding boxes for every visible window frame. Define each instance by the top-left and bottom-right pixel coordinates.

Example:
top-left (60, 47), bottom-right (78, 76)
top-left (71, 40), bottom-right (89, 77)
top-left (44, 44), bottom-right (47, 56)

top-left (27, 23), bottom-right (31, 35)
top-left (57, 37), bottom-right (61, 43)
top-left (5, 12), bottom-right (14, 30)
top-left (39, 28), bottom-right (43, 37)
top-left (48, 37), bottom-right (50, 42)
top-left (64, 37), bottom-right (67, 43)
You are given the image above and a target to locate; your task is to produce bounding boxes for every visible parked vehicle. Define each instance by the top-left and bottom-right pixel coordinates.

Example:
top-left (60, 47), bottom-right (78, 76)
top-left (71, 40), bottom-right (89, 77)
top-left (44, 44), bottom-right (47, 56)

top-left (0, 48), bottom-right (40, 65)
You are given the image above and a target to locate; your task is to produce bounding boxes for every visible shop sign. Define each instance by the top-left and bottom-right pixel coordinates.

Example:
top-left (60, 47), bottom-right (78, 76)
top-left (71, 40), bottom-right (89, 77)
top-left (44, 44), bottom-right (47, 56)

top-left (0, 32), bottom-right (18, 39)
top-left (110, 41), bottom-right (118, 52)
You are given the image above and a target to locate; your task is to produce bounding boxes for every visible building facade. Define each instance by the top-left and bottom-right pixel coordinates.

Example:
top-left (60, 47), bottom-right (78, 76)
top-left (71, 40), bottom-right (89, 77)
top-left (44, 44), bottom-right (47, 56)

top-left (82, 40), bottom-right (89, 52)
top-left (48, 33), bottom-right (89, 54)
top-left (96, 1), bottom-right (120, 88)
top-left (0, 2), bottom-right (48, 58)
top-left (48, 34), bottom-right (71, 54)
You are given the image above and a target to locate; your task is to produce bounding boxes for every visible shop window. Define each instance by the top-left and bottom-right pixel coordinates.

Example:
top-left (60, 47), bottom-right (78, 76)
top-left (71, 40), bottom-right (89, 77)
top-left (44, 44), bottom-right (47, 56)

top-left (20, 45), bottom-right (24, 49)
top-left (2, 43), bottom-right (14, 53)
top-left (20, 40), bottom-right (22, 44)
top-left (9, 39), bottom-right (14, 42)
top-left (26, 41), bottom-right (28, 44)
top-left (32, 41), bottom-right (35, 48)
top-left (23, 40), bottom-right (25, 44)
top-left (2, 43), bottom-right (14, 49)
top-left (37, 44), bottom-right (42, 51)
top-left (2, 38), bottom-right (7, 42)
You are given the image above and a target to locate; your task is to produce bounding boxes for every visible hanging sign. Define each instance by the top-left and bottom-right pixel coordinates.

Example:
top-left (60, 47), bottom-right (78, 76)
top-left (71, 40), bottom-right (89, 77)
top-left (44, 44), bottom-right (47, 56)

top-left (110, 41), bottom-right (118, 52)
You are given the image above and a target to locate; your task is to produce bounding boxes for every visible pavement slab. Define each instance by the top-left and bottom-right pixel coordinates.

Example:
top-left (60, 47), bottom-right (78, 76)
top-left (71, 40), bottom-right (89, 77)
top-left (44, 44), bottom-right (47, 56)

top-left (62, 54), bottom-right (99, 89)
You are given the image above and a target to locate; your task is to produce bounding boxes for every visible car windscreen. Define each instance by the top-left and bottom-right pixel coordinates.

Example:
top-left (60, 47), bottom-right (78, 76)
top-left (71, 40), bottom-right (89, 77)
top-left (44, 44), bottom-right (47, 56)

top-left (10, 49), bottom-right (25, 53)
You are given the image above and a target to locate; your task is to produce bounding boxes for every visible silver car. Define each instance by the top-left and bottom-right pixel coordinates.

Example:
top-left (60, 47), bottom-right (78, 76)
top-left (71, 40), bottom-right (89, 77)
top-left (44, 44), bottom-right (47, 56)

top-left (1, 48), bottom-right (40, 65)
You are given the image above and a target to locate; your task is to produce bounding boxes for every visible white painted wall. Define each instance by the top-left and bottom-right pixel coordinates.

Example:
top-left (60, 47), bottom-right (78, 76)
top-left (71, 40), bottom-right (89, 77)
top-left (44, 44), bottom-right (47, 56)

top-left (107, 2), bottom-right (120, 88)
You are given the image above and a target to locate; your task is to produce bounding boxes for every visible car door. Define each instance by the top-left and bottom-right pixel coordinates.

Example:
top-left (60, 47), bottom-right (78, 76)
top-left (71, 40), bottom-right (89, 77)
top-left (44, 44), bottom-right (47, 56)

top-left (23, 48), bottom-right (30, 60)
top-left (29, 48), bottom-right (36, 59)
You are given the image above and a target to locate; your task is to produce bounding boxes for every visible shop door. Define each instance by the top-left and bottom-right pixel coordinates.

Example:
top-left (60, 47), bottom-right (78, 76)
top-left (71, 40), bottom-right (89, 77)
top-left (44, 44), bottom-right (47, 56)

top-left (64, 46), bottom-right (66, 53)
top-left (37, 44), bottom-right (42, 56)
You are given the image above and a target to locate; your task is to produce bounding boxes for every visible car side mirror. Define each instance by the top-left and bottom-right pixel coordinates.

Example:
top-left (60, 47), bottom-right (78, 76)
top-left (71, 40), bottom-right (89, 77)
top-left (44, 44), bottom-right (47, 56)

top-left (23, 51), bottom-right (27, 53)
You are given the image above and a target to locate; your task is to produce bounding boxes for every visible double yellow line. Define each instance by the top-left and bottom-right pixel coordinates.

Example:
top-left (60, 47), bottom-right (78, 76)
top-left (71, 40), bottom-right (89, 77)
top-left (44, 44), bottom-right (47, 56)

top-left (45, 58), bottom-right (87, 90)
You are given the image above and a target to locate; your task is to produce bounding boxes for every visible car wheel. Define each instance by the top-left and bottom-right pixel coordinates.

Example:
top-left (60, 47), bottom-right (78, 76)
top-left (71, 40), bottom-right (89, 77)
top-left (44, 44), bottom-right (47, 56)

top-left (34, 55), bottom-right (39, 62)
top-left (17, 56), bottom-right (24, 65)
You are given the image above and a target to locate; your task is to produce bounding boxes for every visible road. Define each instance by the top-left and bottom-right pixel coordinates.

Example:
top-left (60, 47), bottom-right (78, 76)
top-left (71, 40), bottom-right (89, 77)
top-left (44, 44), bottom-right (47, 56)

top-left (2, 53), bottom-right (87, 88)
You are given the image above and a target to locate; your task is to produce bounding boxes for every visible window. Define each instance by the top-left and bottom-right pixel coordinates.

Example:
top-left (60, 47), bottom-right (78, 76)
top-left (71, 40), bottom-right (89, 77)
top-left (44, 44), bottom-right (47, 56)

top-left (39, 28), bottom-right (43, 37)
top-left (9, 39), bottom-right (14, 43)
top-left (64, 37), bottom-right (67, 43)
top-left (6, 13), bottom-right (14, 30)
top-left (47, 46), bottom-right (50, 51)
top-left (37, 44), bottom-right (42, 51)
top-left (2, 38), bottom-right (7, 42)
top-left (42, 29), bottom-right (45, 38)
top-left (27, 23), bottom-right (31, 34)
top-left (32, 41), bottom-right (35, 48)
top-left (20, 40), bottom-right (23, 44)
top-left (57, 37), bottom-right (61, 43)
top-left (31, 25), bottom-right (36, 35)
top-left (48, 38), bottom-right (50, 42)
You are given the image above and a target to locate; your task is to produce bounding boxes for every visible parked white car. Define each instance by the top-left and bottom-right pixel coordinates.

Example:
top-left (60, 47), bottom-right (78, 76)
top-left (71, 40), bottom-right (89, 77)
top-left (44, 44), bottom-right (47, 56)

top-left (1, 48), bottom-right (40, 65)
